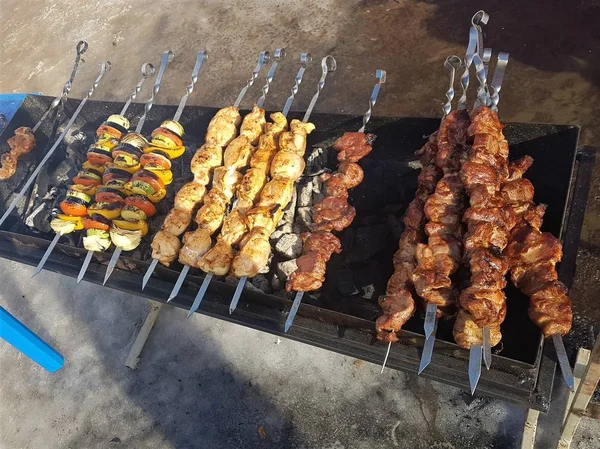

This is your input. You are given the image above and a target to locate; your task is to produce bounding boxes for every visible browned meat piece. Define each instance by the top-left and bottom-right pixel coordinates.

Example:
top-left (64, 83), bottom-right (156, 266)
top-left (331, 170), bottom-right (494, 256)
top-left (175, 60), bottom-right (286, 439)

top-left (312, 197), bottom-right (356, 232)
top-left (418, 164), bottom-right (443, 193)
top-left (508, 155), bottom-right (534, 181)
top-left (1, 127), bottom-right (36, 180)
top-left (461, 161), bottom-right (500, 193)
top-left (320, 173), bottom-right (349, 198)
top-left (178, 229), bottom-right (213, 267)
top-left (301, 232), bottom-right (342, 257)
top-left (464, 222), bottom-right (509, 253)
top-left (286, 271), bottom-right (323, 292)
top-left (529, 281), bottom-right (572, 336)
top-left (174, 182), bottom-right (206, 212)
top-left (332, 132), bottom-right (375, 162)
top-left (295, 252), bottom-right (328, 282)
top-left (150, 230), bottom-right (182, 266)
top-left (459, 285), bottom-right (507, 327)
top-left (7, 126), bottom-right (35, 158)
top-left (404, 199), bottom-right (426, 230)
top-left (453, 310), bottom-right (502, 349)
top-left (338, 161), bottom-right (364, 188)
top-left (0, 154), bottom-right (18, 180)
top-left (501, 178), bottom-right (535, 204)
top-left (198, 239), bottom-right (234, 276)
top-left (467, 106), bottom-right (505, 141)
top-left (412, 269), bottom-right (454, 307)
top-left (376, 291), bottom-right (416, 343)
top-left (505, 226), bottom-right (562, 268)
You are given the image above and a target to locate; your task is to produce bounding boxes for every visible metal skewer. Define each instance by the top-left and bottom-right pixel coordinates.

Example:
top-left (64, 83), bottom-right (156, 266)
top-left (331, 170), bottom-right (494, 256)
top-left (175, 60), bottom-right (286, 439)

top-left (228, 55), bottom-right (337, 316)
top-left (417, 55), bottom-right (462, 375)
top-left (141, 51), bottom-right (271, 292)
top-left (284, 65), bottom-right (384, 331)
top-left (75, 62), bottom-right (157, 283)
top-left (0, 61), bottom-right (111, 229)
top-left (102, 50), bottom-right (176, 285)
top-left (467, 50), bottom-right (512, 394)
top-left (187, 52), bottom-right (312, 318)
top-left (31, 41), bottom-right (88, 134)
top-left (167, 49), bottom-right (285, 303)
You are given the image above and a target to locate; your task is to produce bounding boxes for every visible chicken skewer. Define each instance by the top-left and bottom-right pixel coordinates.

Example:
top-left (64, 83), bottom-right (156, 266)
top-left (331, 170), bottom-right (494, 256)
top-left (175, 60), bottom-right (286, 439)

top-left (101, 51), bottom-right (222, 285)
top-left (376, 56), bottom-right (461, 372)
top-left (0, 60), bottom-right (112, 228)
top-left (165, 49), bottom-right (287, 302)
top-left (141, 50), bottom-right (272, 290)
top-left (284, 69), bottom-right (386, 333)
top-left (227, 55), bottom-right (338, 315)
top-left (186, 52), bottom-right (313, 316)
top-left (1, 41), bottom-right (88, 180)
top-left (31, 62), bottom-right (157, 277)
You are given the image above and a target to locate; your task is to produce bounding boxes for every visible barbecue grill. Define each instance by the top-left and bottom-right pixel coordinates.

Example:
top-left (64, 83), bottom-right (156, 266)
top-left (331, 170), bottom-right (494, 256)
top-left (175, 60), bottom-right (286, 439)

top-left (0, 94), bottom-right (593, 411)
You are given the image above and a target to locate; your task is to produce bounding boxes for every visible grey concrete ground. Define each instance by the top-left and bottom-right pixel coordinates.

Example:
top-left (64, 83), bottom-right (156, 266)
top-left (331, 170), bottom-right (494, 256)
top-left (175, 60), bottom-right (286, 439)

top-left (1, 0), bottom-right (600, 448)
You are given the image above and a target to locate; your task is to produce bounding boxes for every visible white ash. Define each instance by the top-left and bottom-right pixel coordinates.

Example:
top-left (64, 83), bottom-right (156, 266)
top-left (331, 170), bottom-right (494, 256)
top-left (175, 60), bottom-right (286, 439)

top-left (296, 207), bottom-right (313, 229)
top-left (361, 284), bottom-right (375, 300)
top-left (311, 176), bottom-right (325, 205)
top-left (277, 259), bottom-right (298, 282)
top-left (297, 179), bottom-right (313, 207)
top-left (274, 233), bottom-right (302, 259)
top-left (305, 146), bottom-right (328, 174)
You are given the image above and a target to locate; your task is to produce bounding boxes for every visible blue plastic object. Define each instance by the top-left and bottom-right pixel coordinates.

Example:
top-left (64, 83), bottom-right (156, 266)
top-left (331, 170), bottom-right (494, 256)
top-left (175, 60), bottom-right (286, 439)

top-left (0, 306), bottom-right (64, 372)
top-left (0, 94), bottom-right (29, 137)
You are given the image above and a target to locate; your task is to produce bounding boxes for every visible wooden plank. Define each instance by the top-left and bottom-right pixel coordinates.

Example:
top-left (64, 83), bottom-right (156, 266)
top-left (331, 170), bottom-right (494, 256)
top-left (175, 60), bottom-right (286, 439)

top-left (521, 408), bottom-right (540, 449)
top-left (558, 336), bottom-right (600, 448)
top-left (125, 301), bottom-right (163, 370)
top-left (563, 349), bottom-right (591, 425)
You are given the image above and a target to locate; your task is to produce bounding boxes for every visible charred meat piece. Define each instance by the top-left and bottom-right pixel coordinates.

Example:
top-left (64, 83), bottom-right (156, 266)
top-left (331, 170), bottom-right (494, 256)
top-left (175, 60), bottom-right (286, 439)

top-left (333, 132), bottom-right (375, 162)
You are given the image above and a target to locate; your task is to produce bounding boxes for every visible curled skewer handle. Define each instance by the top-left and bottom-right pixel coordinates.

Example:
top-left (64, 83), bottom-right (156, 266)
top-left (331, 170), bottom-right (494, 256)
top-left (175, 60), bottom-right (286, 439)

top-left (302, 55), bottom-right (337, 123)
top-left (234, 51), bottom-right (271, 109)
top-left (173, 51), bottom-right (208, 122)
top-left (32, 40), bottom-right (89, 133)
top-left (135, 50), bottom-right (174, 132)
top-left (472, 53), bottom-right (489, 109)
top-left (358, 69), bottom-right (386, 133)
top-left (457, 27), bottom-right (478, 110)
top-left (442, 56), bottom-right (462, 118)
top-left (282, 53), bottom-right (312, 117)
top-left (471, 11), bottom-right (489, 57)
top-left (120, 62), bottom-right (156, 116)
top-left (0, 61), bottom-right (111, 227)
top-left (256, 48), bottom-right (286, 108)
top-left (489, 52), bottom-right (509, 112)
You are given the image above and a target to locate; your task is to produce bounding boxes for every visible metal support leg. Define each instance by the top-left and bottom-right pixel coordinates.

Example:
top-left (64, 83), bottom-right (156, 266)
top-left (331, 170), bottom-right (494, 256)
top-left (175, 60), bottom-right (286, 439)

top-left (125, 300), bottom-right (163, 370)
top-left (558, 336), bottom-right (600, 448)
top-left (0, 306), bottom-right (63, 372)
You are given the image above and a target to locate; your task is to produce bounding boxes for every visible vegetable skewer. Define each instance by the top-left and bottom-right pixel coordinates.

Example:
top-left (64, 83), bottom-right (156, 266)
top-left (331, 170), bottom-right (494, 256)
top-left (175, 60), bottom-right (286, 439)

top-left (186, 52), bottom-right (313, 316)
top-left (284, 69), bottom-right (385, 332)
top-left (141, 51), bottom-right (272, 290)
top-left (0, 60), bottom-right (112, 228)
top-left (31, 62), bottom-right (157, 277)
top-left (166, 49), bottom-right (287, 302)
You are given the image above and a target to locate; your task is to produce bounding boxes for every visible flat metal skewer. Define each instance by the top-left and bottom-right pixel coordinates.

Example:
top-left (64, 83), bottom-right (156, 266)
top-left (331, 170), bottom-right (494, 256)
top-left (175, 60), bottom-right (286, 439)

top-left (102, 50), bottom-right (175, 285)
top-left (482, 327), bottom-right (492, 370)
top-left (553, 334), bottom-right (575, 391)
top-left (75, 62), bottom-right (156, 284)
top-left (228, 55), bottom-right (337, 316)
top-left (469, 344), bottom-right (482, 395)
top-left (141, 50), bottom-right (271, 291)
top-left (1, 61), bottom-right (111, 228)
top-left (380, 341), bottom-right (392, 374)
top-left (188, 52), bottom-right (312, 318)
top-left (418, 55), bottom-right (461, 374)
top-left (167, 49), bottom-right (284, 303)
top-left (31, 41), bottom-right (88, 134)
top-left (31, 233), bottom-right (61, 277)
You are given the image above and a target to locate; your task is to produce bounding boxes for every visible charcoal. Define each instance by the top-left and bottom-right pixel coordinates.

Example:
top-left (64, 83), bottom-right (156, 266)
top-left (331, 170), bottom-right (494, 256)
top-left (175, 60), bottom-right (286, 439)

top-left (305, 147), bottom-right (328, 174)
top-left (349, 224), bottom-right (389, 262)
top-left (251, 275), bottom-right (270, 293)
top-left (336, 267), bottom-right (359, 296)
top-left (297, 179), bottom-right (313, 207)
top-left (277, 259), bottom-right (298, 281)
top-left (271, 273), bottom-right (283, 291)
top-left (386, 214), bottom-right (404, 241)
top-left (360, 215), bottom-right (380, 226)
top-left (274, 233), bottom-right (302, 259)
top-left (296, 207), bottom-right (312, 228)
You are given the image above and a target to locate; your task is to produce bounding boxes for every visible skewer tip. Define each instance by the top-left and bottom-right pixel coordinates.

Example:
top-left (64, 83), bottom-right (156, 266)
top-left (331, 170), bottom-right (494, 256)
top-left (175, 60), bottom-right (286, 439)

top-left (229, 277), bottom-right (246, 315)
top-left (469, 345), bottom-right (483, 395)
top-left (380, 341), bottom-right (392, 374)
